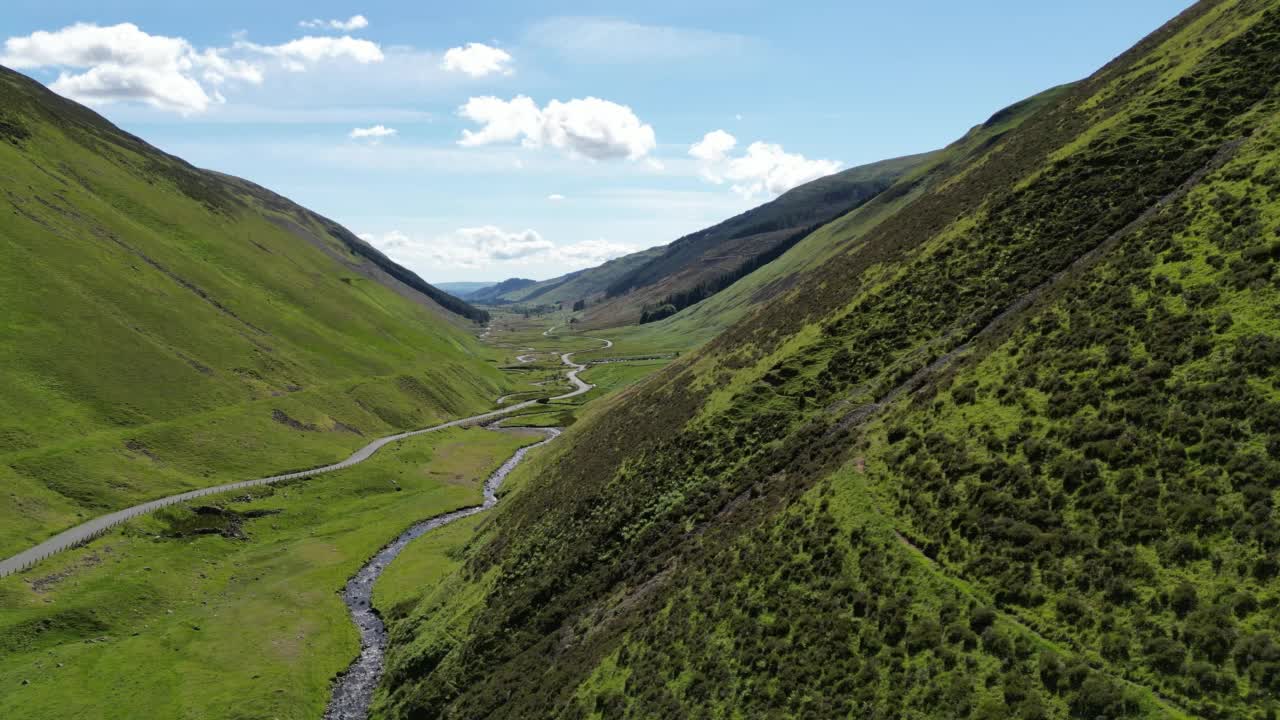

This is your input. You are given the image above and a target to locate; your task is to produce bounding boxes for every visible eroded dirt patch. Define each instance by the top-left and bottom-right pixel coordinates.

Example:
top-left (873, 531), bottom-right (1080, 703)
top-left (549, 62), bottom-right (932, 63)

top-left (271, 409), bottom-right (318, 431)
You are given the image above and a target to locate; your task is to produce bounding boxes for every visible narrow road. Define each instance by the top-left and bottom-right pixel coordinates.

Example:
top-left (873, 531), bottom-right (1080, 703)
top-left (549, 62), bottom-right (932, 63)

top-left (0, 339), bottom-right (608, 579)
top-left (324, 426), bottom-right (561, 720)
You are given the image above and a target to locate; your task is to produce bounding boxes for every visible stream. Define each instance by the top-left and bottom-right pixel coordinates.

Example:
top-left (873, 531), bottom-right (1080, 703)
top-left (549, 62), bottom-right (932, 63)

top-left (323, 426), bottom-right (562, 720)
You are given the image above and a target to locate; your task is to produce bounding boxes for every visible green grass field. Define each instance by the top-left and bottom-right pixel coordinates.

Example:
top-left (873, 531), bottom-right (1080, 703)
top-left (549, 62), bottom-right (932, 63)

top-left (0, 426), bottom-right (544, 720)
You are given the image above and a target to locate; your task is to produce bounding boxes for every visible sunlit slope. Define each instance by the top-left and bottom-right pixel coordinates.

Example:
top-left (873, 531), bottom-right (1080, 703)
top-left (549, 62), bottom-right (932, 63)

top-left (378, 1), bottom-right (1280, 718)
top-left (0, 66), bottom-right (506, 555)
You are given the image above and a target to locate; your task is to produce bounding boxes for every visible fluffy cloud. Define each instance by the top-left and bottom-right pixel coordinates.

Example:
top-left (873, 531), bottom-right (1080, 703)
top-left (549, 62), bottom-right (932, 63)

top-left (366, 226), bottom-right (551, 268)
top-left (441, 43), bottom-right (513, 77)
top-left (2, 22), bottom-right (383, 114)
top-left (690, 130), bottom-right (840, 199)
top-left (689, 129), bottom-right (736, 163)
top-left (552, 239), bottom-right (636, 266)
top-left (547, 193), bottom-right (566, 201)
top-left (299, 15), bottom-right (369, 32)
top-left (349, 124), bottom-right (397, 141)
top-left (361, 227), bottom-right (636, 270)
top-left (458, 95), bottom-right (656, 161)
top-left (0, 23), bottom-right (262, 113)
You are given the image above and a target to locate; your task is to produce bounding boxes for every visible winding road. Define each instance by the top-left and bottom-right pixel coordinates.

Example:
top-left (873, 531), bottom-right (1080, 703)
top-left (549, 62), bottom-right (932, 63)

top-left (0, 334), bottom-right (611, 579)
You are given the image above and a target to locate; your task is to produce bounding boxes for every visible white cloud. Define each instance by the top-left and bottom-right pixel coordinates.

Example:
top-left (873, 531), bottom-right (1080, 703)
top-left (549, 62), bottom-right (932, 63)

top-left (299, 15), bottom-right (369, 32)
top-left (526, 18), bottom-right (751, 63)
top-left (457, 95), bottom-right (541, 147)
top-left (349, 124), bottom-right (397, 141)
top-left (553, 238), bottom-right (636, 266)
top-left (458, 95), bottom-right (656, 161)
top-left (2, 22), bottom-right (382, 114)
top-left (0, 23), bottom-right (263, 114)
top-left (548, 193), bottom-right (566, 201)
top-left (362, 227), bottom-right (636, 271)
top-left (689, 129), bottom-right (736, 163)
top-left (441, 42), bottom-right (513, 77)
top-left (690, 130), bottom-right (840, 199)
top-left (238, 36), bottom-right (384, 69)
top-left (366, 226), bottom-right (552, 268)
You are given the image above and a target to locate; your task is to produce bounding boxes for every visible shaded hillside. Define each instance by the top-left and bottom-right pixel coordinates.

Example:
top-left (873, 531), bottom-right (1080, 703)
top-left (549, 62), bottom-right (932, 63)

top-left (0, 65), bottom-right (506, 555)
top-left (605, 152), bottom-right (932, 298)
top-left (376, 1), bottom-right (1280, 718)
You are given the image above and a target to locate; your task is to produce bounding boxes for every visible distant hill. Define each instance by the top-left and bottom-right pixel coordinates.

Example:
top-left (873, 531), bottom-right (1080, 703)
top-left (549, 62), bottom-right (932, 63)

top-left (476, 152), bottom-right (933, 326)
top-left (0, 64), bottom-right (505, 554)
top-left (491, 249), bottom-right (666, 306)
top-left (434, 281), bottom-right (496, 298)
top-left (467, 277), bottom-right (538, 304)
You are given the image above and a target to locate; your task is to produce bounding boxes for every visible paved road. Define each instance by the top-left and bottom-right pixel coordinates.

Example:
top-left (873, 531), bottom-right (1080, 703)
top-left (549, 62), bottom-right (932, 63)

top-left (0, 339), bottom-right (607, 579)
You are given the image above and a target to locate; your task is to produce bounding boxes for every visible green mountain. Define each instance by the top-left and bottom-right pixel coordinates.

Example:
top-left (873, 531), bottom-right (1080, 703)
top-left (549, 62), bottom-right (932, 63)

top-left (0, 65), bottom-right (505, 556)
top-left (376, 2), bottom-right (1280, 718)
top-left (466, 277), bottom-right (539, 304)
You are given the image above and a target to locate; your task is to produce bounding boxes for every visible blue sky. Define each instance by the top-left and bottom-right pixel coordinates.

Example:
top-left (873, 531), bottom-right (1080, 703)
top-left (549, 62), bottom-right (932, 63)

top-left (3, 1), bottom-right (1194, 282)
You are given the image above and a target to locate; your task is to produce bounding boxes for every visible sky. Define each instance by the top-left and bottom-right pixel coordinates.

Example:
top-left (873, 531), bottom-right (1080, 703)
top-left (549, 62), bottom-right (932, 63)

top-left (2, 1), bottom-right (1196, 283)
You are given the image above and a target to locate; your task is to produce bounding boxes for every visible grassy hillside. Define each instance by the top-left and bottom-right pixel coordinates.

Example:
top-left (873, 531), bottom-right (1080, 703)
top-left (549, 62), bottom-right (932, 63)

top-left (373, 1), bottom-right (1280, 718)
top-left (604, 152), bottom-right (933, 297)
top-left (0, 65), bottom-right (507, 556)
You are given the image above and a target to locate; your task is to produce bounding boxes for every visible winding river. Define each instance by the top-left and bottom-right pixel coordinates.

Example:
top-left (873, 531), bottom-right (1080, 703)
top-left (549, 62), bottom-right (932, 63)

top-left (323, 426), bottom-right (561, 720)
top-left (324, 334), bottom-right (613, 718)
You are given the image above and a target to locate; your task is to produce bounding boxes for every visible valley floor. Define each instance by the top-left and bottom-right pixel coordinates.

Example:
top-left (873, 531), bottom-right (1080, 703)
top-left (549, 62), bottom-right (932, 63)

top-left (0, 313), bottom-right (673, 720)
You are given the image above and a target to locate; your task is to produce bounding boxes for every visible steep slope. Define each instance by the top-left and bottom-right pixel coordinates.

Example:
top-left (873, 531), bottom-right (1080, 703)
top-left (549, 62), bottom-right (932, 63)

top-left (0, 66), bottom-right (506, 556)
top-left (376, 2), bottom-right (1280, 718)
